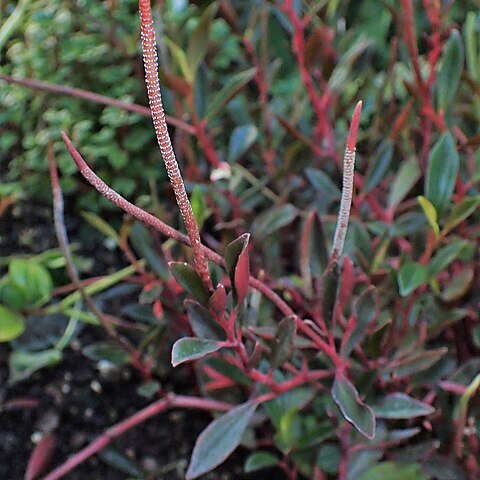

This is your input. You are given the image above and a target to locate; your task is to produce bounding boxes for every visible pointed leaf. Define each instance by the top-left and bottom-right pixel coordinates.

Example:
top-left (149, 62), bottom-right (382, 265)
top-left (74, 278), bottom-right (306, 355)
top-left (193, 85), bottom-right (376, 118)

top-left (363, 140), bottom-right (394, 193)
top-left (332, 375), bottom-right (375, 439)
top-left (25, 433), bottom-right (56, 480)
top-left (0, 305), bottom-right (25, 342)
top-left (9, 349), bottom-right (62, 382)
top-left (186, 402), bottom-right (258, 479)
top-left (397, 262), bottom-right (427, 297)
top-left (428, 240), bottom-right (469, 278)
top-left (441, 267), bottom-right (474, 302)
top-left (209, 283), bottom-right (227, 315)
top-left (171, 337), bottom-right (222, 367)
top-left (170, 262), bottom-right (211, 305)
top-left (185, 299), bottom-right (225, 340)
top-left (244, 451), bottom-right (279, 472)
top-left (225, 233), bottom-right (250, 305)
top-left (205, 67), bottom-right (257, 121)
top-left (187, 2), bottom-right (219, 75)
top-left (270, 315), bottom-right (296, 369)
top-left (252, 204), bottom-right (298, 236)
top-left (342, 287), bottom-right (378, 358)
top-left (417, 196), bottom-right (439, 237)
top-left (388, 158), bottom-right (421, 210)
top-left (438, 30), bottom-right (464, 112)
top-left (373, 393), bottom-right (435, 419)
top-left (82, 342), bottom-right (130, 365)
top-left (385, 348), bottom-right (448, 377)
top-left (442, 196), bottom-right (480, 235)
top-left (321, 262), bottom-right (340, 323)
top-left (425, 133), bottom-right (459, 216)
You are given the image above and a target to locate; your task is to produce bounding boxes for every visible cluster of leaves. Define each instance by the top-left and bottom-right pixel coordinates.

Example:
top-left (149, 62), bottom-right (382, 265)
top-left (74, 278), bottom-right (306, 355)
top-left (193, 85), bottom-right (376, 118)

top-left (2, 0), bottom-right (480, 479)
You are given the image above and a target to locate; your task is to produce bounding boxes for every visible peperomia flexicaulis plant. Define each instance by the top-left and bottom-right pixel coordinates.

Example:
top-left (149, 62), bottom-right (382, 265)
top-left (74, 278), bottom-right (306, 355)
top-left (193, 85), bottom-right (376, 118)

top-left (26, 1), bottom-right (480, 479)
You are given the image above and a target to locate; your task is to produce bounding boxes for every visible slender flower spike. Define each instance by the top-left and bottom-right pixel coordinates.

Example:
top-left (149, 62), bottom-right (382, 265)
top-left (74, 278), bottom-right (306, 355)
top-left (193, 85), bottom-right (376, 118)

top-left (331, 101), bottom-right (362, 262)
top-left (138, 0), bottom-right (212, 290)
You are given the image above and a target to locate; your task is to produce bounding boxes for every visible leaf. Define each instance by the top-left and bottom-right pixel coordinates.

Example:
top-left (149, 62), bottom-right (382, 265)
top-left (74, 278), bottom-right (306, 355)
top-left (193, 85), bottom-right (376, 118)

top-left (190, 185), bottom-right (210, 231)
top-left (438, 30), bottom-right (464, 112)
top-left (81, 211), bottom-right (119, 244)
top-left (98, 447), bottom-right (142, 476)
top-left (171, 337), bottom-right (221, 367)
top-left (205, 67), bottom-right (257, 121)
top-left (321, 261), bottom-right (340, 323)
top-left (425, 133), bottom-right (459, 216)
top-left (209, 283), bottom-right (227, 315)
top-left (441, 267), bottom-right (474, 302)
top-left (442, 196), bottom-right (480, 235)
top-left (0, 305), bottom-right (25, 342)
top-left (397, 262), bottom-right (427, 297)
top-left (9, 349), bottom-right (62, 382)
top-left (417, 196), bottom-right (439, 237)
top-left (82, 341), bottom-right (130, 365)
top-left (224, 233), bottom-right (250, 306)
top-left (385, 348), bottom-right (448, 377)
top-left (186, 401), bottom-right (258, 479)
top-left (9, 259), bottom-right (53, 306)
top-left (228, 124), bottom-right (258, 163)
top-left (358, 462), bottom-right (428, 480)
top-left (373, 393), bottom-right (435, 419)
top-left (388, 157), bottom-right (421, 210)
top-left (306, 168), bottom-right (341, 199)
top-left (244, 452), bottom-right (279, 473)
top-left (185, 299), bottom-right (225, 340)
top-left (170, 262), bottom-right (211, 305)
top-left (363, 140), bottom-right (394, 193)
top-left (316, 444), bottom-right (340, 474)
top-left (25, 433), bottom-right (56, 480)
top-left (253, 204), bottom-right (298, 236)
top-left (341, 287), bottom-right (378, 358)
top-left (165, 37), bottom-right (193, 83)
top-left (428, 240), bottom-right (469, 278)
top-left (187, 2), bottom-right (219, 75)
top-left (332, 375), bottom-right (375, 439)
top-left (270, 315), bottom-right (297, 369)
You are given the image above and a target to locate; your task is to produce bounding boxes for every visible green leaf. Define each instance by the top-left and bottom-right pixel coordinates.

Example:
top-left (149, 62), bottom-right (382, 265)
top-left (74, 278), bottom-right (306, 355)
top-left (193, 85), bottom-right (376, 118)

top-left (388, 158), bottom-right (421, 210)
top-left (81, 211), bottom-right (120, 244)
top-left (316, 444), bottom-right (340, 474)
top-left (169, 262), bottom-right (211, 305)
top-left (428, 240), bottom-right (469, 278)
top-left (332, 375), bottom-right (375, 439)
top-left (185, 299), bottom-right (225, 340)
top-left (186, 401), bottom-right (258, 479)
top-left (205, 67), bottom-right (257, 121)
top-left (417, 196), bottom-right (439, 237)
top-left (306, 168), bottom-right (341, 199)
top-left (441, 267), bottom-right (474, 302)
top-left (82, 341), bottom-right (130, 365)
top-left (442, 196), bottom-right (480, 235)
top-left (224, 233), bottom-right (250, 306)
top-left (228, 124), bottom-right (258, 163)
top-left (9, 348), bottom-right (62, 382)
top-left (0, 305), bottom-right (25, 342)
top-left (358, 462), bottom-right (428, 480)
top-left (9, 259), bottom-right (53, 306)
top-left (385, 348), bottom-right (447, 377)
top-left (438, 30), bottom-right (464, 112)
top-left (425, 133), bottom-right (459, 216)
top-left (171, 337), bottom-right (221, 367)
top-left (373, 393), bottom-right (435, 419)
top-left (165, 37), bottom-right (193, 83)
top-left (253, 204), bottom-right (298, 236)
top-left (321, 261), bottom-right (340, 323)
top-left (187, 2), bottom-right (219, 75)
top-left (270, 315), bottom-right (296, 369)
top-left (363, 140), bottom-right (394, 193)
top-left (342, 287), bottom-right (378, 358)
top-left (98, 447), bottom-right (142, 477)
top-left (190, 185), bottom-right (210, 231)
top-left (244, 452), bottom-right (279, 473)
top-left (397, 262), bottom-right (427, 297)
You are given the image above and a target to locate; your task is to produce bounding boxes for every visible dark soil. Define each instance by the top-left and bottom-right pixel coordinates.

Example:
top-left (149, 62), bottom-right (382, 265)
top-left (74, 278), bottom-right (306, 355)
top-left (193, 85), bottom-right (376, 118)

top-left (0, 202), bottom-right (283, 480)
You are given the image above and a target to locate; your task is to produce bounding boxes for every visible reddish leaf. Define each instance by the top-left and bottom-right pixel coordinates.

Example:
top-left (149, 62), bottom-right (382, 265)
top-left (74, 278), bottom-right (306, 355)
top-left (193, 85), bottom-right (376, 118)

top-left (25, 433), bottom-right (56, 480)
top-left (209, 283), bottom-right (227, 315)
top-left (225, 233), bottom-right (250, 306)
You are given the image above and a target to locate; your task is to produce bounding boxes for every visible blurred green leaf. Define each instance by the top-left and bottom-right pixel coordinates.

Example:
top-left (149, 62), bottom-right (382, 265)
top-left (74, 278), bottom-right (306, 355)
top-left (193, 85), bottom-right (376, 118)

top-left (9, 348), bottom-right (62, 382)
top-left (373, 393), bottom-right (435, 419)
top-left (171, 337), bottom-right (221, 367)
top-left (244, 452), bottom-right (279, 473)
top-left (0, 305), bottom-right (25, 342)
top-left (388, 158), bottom-right (421, 210)
top-left (363, 140), bottom-right (394, 193)
top-left (358, 462), bottom-right (428, 480)
top-left (270, 315), bottom-right (296, 369)
top-left (170, 262), bottom-right (211, 305)
top-left (425, 133), bottom-right (459, 216)
top-left (82, 341), bottom-right (130, 365)
top-left (332, 375), bottom-right (375, 439)
top-left (228, 124), bottom-right (258, 163)
top-left (398, 262), bottom-right (427, 297)
top-left (417, 196), bottom-right (439, 237)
